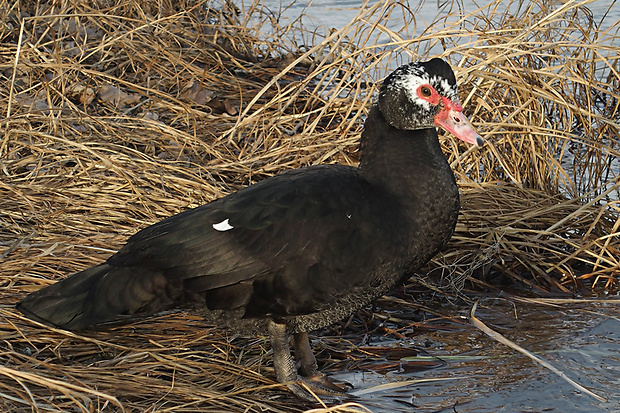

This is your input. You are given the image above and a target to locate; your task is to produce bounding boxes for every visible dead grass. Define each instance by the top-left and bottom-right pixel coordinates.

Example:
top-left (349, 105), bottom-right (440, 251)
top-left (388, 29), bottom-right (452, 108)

top-left (0, 0), bottom-right (619, 411)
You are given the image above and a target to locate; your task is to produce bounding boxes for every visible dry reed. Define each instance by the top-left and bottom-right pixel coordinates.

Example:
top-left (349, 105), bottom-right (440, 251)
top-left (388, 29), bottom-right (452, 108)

top-left (0, 0), bottom-right (618, 411)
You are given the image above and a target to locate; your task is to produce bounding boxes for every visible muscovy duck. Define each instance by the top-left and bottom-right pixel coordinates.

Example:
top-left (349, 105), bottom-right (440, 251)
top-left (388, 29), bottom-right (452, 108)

top-left (17, 58), bottom-right (482, 400)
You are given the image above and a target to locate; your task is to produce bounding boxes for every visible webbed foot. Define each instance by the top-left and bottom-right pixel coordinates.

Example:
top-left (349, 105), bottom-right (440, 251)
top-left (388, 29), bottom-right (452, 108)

top-left (268, 322), bottom-right (352, 402)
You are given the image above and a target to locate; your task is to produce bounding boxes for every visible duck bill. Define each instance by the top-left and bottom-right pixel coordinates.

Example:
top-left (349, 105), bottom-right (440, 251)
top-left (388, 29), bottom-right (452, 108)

top-left (434, 99), bottom-right (483, 147)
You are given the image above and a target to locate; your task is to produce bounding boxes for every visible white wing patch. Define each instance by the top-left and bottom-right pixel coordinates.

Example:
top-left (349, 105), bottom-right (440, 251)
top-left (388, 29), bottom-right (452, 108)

top-left (212, 218), bottom-right (234, 231)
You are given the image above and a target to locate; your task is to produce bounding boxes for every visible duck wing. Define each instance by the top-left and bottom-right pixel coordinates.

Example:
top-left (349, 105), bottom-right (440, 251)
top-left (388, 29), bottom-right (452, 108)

top-left (112, 164), bottom-right (408, 316)
top-left (18, 165), bottom-right (409, 328)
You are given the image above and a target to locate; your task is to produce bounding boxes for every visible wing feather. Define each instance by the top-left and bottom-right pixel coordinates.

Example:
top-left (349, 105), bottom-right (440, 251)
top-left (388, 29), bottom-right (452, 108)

top-left (103, 165), bottom-right (406, 317)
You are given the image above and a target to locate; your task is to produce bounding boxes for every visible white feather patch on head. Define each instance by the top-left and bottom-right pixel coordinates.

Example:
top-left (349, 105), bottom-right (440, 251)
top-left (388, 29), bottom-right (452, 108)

top-left (397, 72), bottom-right (432, 110)
top-left (430, 75), bottom-right (459, 103)
top-left (386, 65), bottom-right (460, 108)
top-left (213, 218), bottom-right (234, 231)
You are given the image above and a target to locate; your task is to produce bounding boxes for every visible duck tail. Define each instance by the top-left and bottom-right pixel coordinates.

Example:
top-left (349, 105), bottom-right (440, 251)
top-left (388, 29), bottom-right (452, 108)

top-left (17, 264), bottom-right (177, 330)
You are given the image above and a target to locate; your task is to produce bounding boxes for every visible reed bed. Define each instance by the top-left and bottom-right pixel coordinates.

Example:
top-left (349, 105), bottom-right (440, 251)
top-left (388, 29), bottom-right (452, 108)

top-left (0, 0), bottom-right (619, 411)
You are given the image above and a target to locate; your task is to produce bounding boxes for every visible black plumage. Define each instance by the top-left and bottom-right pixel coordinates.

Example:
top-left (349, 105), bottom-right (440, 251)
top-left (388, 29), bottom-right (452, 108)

top-left (17, 58), bottom-right (482, 400)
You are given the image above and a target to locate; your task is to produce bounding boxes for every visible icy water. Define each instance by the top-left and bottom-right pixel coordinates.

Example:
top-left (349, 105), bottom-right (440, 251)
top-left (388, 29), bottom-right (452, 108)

top-left (262, 0), bottom-right (619, 59)
top-left (256, 1), bottom-right (620, 412)
top-left (327, 299), bottom-right (620, 412)
top-left (264, 0), bottom-right (619, 33)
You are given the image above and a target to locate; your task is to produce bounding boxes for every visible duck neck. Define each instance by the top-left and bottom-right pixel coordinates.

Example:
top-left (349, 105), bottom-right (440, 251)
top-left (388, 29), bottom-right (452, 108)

top-left (359, 106), bottom-right (457, 200)
top-left (359, 106), bottom-right (460, 265)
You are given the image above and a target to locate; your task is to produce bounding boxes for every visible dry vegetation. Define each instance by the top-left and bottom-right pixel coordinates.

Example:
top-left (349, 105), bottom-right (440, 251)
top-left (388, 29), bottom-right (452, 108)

top-left (0, 0), bottom-right (619, 411)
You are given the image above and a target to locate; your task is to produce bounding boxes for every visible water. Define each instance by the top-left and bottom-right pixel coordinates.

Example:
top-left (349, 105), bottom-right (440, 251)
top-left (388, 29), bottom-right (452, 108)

top-left (263, 0), bottom-right (619, 33)
top-left (327, 300), bottom-right (620, 412)
top-left (259, 0), bottom-right (619, 63)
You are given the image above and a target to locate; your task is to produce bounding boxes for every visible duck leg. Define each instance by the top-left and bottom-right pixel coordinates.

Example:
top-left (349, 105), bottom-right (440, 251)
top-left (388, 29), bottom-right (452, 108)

top-left (268, 321), bottom-right (348, 401)
top-left (293, 331), bottom-right (351, 394)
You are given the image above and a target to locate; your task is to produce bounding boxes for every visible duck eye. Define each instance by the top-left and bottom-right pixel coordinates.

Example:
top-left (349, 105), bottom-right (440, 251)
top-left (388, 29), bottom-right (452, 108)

top-left (420, 86), bottom-right (433, 98)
